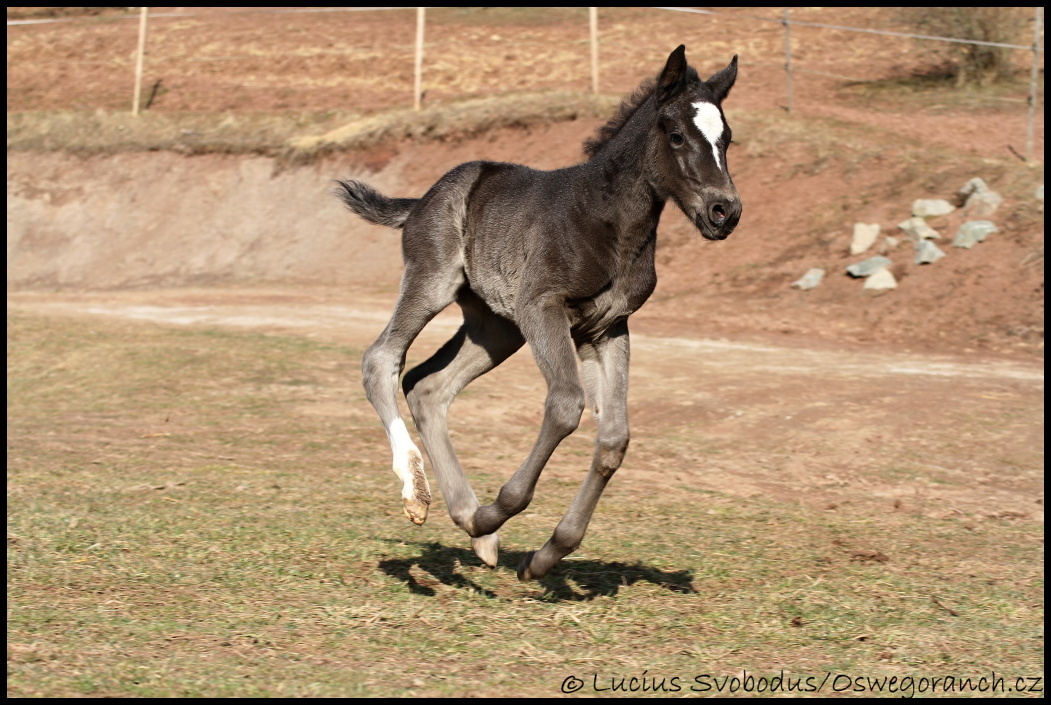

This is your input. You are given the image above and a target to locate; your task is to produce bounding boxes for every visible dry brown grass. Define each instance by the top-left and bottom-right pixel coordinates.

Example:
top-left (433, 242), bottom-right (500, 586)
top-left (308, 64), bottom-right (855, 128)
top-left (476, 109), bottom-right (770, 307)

top-left (8, 309), bottom-right (1043, 696)
top-left (6, 92), bottom-right (616, 163)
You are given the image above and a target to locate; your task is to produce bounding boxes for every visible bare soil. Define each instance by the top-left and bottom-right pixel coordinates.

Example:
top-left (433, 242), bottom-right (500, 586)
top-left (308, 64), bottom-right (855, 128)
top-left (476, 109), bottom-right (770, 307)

top-left (6, 7), bottom-right (1045, 525)
top-left (8, 286), bottom-right (1043, 526)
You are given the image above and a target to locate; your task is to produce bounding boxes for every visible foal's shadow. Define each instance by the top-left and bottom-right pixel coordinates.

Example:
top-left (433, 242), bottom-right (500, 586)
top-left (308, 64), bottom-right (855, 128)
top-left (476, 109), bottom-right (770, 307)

top-left (376, 539), bottom-right (696, 601)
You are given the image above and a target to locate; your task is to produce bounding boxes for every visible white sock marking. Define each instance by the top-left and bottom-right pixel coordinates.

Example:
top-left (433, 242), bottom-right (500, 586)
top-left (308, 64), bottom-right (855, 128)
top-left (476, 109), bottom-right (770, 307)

top-left (387, 418), bottom-right (421, 500)
top-left (692, 101), bottom-right (725, 170)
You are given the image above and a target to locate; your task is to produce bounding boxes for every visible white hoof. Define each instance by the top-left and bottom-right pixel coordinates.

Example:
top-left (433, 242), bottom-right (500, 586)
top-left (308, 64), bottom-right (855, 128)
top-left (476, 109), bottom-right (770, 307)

top-left (471, 533), bottom-right (500, 568)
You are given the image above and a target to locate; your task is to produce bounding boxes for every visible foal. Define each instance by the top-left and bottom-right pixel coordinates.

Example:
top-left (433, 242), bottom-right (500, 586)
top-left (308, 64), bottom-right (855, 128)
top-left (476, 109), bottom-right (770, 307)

top-left (335, 45), bottom-right (741, 580)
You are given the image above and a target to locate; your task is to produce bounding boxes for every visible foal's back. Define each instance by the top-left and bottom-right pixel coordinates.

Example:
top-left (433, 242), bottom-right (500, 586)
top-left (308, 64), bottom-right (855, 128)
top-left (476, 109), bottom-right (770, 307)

top-left (408, 157), bottom-right (653, 326)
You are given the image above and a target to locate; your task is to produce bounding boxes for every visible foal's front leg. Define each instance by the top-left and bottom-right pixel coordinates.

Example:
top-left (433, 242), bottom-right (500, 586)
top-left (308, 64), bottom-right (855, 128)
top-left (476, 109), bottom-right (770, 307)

top-left (469, 299), bottom-right (585, 538)
top-left (519, 320), bottom-right (631, 581)
top-left (403, 294), bottom-right (525, 567)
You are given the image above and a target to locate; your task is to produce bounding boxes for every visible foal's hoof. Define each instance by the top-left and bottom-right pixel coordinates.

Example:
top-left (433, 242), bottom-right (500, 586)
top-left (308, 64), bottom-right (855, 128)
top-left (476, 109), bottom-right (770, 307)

top-left (402, 497), bottom-right (429, 525)
top-left (401, 452), bottom-right (431, 525)
top-left (471, 533), bottom-right (500, 568)
top-left (517, 551), bottom-right (538, 581)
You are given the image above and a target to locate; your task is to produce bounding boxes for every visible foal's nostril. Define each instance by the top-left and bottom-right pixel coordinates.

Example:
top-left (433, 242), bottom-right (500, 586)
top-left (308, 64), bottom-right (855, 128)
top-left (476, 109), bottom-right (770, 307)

top-left (711, 203), bottom-right (727, 225)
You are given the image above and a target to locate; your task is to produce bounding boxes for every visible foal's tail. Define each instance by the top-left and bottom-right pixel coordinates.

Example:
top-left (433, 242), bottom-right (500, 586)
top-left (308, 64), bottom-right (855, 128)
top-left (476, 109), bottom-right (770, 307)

top-left (332, 179), bottom-right (418, 229)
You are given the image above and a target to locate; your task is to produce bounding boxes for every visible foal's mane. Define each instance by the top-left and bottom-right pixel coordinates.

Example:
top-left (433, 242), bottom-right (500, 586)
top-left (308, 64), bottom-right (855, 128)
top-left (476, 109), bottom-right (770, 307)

top-left (582, 78), bottom-right (657, 159)
top-left (582, 65), bottom-right (699, 159)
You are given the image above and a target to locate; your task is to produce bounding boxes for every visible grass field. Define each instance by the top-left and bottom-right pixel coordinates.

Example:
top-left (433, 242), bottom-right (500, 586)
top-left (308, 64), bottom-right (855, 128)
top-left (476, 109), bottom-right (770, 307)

top-left (7, 309), bottom-right (1043, 697)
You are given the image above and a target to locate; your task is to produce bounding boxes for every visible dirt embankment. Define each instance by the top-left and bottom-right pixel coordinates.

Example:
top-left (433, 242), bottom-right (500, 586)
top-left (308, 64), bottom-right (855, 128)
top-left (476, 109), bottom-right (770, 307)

top-left (7, 116), bottom-right (1044, 360)
top-left (6, 6), bottom-right (1044, 358)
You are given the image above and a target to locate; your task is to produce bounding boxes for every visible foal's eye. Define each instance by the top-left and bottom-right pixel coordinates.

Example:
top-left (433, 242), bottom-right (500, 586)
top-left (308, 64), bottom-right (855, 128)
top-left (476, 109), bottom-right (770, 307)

top-left (669, 132), bottom-right (684, 146)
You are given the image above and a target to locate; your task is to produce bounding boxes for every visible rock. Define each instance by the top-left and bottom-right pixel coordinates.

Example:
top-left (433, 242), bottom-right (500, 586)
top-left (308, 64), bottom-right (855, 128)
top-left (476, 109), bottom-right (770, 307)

top-left (952, 220), bottom-right (999, 249)
top-left (791, 267), bottom-right (825, 290)
top-left (881, 235), bottom-right (900, 254)
top-left (915, 239), bottom-right (946, 265)
top-left (863, 268), bottom-right (897, 290)
top-left (846, 256), bottom-right (892, 278)
top-left (958, 177), bottom-right (1003, 217)
top-left (850, 222), bottom-right (880, 255)
top-left (898, 216), bottom-right (941, 241)
top-left (912, 198), bottom-right (955, 217)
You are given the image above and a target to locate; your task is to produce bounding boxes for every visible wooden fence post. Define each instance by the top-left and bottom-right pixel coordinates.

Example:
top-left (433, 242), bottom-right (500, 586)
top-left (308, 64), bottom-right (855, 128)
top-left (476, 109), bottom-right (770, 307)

top-left (589, 7), bottom-right (599, 94)
top-left (1026, 6), bottom-right (1043, 163)
top-left (783, 7), bottom-right (793, 113)
top-left (132, 7), bottom-right (149, 116)
top-left (414, 7), bottom-right (425, 111)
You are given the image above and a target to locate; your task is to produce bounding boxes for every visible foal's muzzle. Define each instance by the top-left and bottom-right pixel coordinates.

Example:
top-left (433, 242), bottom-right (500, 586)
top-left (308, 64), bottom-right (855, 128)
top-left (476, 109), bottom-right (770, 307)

top-left (696, 194), bottom-right (742, 241)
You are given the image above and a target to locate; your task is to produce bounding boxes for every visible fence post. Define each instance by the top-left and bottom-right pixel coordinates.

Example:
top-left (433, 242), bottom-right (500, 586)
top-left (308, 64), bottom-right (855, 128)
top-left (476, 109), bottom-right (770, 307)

top-left (414, 7), bottom-right (425, 111)
top-left (782, 7), bottom-right (793, 113)
top-left (132, 7), bottom-right (149, 116)
top-left (1026, 6), bottom-right (1043, 163)
top-left (589, 7), bottom-right (599, 94)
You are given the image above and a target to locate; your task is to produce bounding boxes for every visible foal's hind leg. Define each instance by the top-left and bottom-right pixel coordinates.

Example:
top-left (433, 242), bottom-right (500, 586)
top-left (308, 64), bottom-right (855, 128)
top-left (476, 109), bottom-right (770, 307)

top-left (403, 290), bottom-right (525, 566)
top-left (362, 262), bottom-right (464, 525)
top-left (519, 321), bottom-right (631, 580)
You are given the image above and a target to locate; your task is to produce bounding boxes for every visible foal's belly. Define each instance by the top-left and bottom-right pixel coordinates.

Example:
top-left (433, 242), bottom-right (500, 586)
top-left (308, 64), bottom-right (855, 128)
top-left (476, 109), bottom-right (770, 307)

top-left (465, 274), bottom-right (651, 342)
top-left (466, 271), bottom-right (520, 321)
top-left (463, 231), bottom-right (658, 341)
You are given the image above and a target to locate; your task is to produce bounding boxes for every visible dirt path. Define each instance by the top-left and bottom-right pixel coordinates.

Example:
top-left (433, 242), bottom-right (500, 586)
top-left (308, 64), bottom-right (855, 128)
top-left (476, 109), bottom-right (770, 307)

top-left (9, 287), bottom-right (1043, 528)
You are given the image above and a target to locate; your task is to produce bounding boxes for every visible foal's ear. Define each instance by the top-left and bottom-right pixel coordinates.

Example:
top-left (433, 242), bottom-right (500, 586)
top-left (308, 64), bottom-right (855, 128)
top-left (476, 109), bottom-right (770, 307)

top-left (657, 44), bottom-right (689, 104)
top-left (706, 55), bottom-right (738, 103)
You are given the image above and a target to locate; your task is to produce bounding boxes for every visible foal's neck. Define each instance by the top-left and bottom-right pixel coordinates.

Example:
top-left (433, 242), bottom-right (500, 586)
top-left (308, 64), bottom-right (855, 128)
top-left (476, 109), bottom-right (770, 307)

top-left (584, 104), bottom-right (665, 234)
top-left (589, 97), bottom-right (660, 184)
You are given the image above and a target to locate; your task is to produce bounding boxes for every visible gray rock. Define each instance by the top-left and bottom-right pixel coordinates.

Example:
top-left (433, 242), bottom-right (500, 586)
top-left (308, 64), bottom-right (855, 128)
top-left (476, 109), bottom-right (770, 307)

top-left (850, 222), bottom-right (880, 255)
top-left (958, 177), bottom-right (1003, 217)
top-left (912, 198), bottom-right (955, 217)
top-left (846, 256), bottom-right (892, 278)
top-left (915, 239), bottom-right (946, 264)
top-left (898, 216), bottom-right (941, 241)
top-left (952, 220), bottom-right (999, 249)
top-left (863, 268), bottom-right (897, 290)
top-left (791, 267), bottom-right (825, 290)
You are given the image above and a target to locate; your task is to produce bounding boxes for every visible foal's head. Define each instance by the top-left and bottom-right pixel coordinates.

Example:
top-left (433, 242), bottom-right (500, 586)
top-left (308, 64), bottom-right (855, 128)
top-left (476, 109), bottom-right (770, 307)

top-left (651, 45), bottom-right (741, 241)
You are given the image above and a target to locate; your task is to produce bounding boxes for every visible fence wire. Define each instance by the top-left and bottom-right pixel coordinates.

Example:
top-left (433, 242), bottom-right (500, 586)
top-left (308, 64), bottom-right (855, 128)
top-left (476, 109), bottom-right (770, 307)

top-left (6, 6), bottom-right (1044, 159)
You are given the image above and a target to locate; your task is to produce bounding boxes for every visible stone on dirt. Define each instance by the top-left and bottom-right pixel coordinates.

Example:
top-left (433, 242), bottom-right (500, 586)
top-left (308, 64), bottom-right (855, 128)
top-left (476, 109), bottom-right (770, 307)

top-left (898, 216), bottom-right (941, 241)
top-left (915, 239), bottom-right (946, 265)
top-left (846, 256), bottom-right (892, 278)
top-left (958, 177), bottom-right (1003, 217)
top-left (880, 235), bottom-right (900, 254)
top-left (791, 267), bottom-right (825, 290)
top-left (912, 198), bottom-right (955, 217)
top-left (863, 268), bottom-right (897, 290)
top-left (952, 220), bottom-right (999, 249)
top-left (850, 222), bottom-right (880, 255)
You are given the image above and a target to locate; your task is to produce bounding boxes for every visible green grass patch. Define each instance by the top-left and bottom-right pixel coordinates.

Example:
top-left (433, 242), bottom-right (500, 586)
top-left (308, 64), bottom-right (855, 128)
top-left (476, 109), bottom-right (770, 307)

top-left (7, 309), bottom-right (1044, 696)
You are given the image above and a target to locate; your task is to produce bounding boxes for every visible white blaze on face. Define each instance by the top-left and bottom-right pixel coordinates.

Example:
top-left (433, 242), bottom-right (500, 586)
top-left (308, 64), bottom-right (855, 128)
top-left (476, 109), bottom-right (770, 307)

top-left (692, 101), bottom-right (725, 171)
